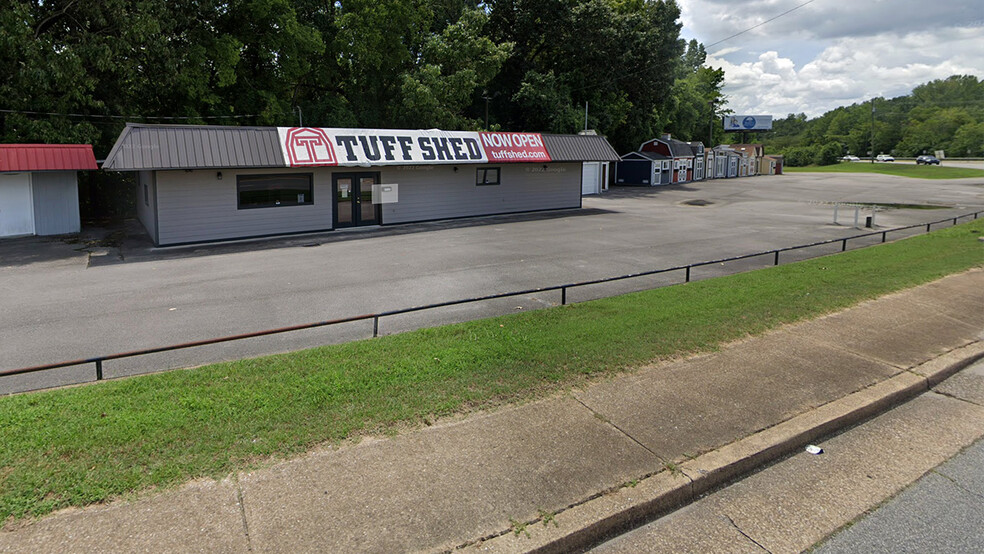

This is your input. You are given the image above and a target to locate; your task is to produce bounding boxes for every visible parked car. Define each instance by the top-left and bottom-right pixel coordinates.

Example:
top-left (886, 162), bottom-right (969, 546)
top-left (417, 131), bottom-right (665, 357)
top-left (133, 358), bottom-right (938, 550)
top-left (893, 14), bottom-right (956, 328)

top-left (915, 155), bottom-right (940, 165)
top-left (875, 154), bottom-right (895, 162)
top-left (841, 155), bottom-right (860, 162)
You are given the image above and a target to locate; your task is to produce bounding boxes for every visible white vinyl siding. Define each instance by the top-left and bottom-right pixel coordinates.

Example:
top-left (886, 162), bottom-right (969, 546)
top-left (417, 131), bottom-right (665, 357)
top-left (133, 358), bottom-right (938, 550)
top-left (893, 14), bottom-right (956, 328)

top-left (31, 171), bottom-right (80, 236)
top-left (0, 172), bottom-right (35, 237)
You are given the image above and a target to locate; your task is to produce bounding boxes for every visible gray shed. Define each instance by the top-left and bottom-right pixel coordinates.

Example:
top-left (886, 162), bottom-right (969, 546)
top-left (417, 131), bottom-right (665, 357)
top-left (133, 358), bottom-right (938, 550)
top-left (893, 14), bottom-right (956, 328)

top-left (614, 151), bottom-right (671, 186)
top-left (103, 124), bottom-right (620, 246)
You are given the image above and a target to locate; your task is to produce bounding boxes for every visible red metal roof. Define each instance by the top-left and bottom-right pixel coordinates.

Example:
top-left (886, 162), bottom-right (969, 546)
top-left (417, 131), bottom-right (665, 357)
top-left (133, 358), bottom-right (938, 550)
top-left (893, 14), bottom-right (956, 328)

top-left (0, 144), bottom-right (98, 172)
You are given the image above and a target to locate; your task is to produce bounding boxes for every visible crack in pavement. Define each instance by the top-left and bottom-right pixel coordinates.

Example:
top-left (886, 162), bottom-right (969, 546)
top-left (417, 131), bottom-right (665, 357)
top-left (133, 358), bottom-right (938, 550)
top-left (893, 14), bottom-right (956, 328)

top-left (234, 475), bottom-right (253, 552)
top-left (722, 513), bottom-right (773, 553)
top-left (572, 395), bottom-right (673, 467)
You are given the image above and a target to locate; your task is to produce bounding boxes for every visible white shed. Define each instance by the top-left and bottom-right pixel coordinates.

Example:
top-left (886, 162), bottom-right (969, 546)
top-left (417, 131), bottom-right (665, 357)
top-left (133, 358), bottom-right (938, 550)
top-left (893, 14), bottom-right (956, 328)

top-left (0, 144), bottom-right (97, 238)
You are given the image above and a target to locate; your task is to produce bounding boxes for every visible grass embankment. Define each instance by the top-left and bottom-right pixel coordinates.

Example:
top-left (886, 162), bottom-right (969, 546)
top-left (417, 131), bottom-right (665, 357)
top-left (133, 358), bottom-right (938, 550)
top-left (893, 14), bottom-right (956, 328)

top-left (786, 162), bottom-right (984, 179)
top-left (2, 221), bottom-right (983, 522)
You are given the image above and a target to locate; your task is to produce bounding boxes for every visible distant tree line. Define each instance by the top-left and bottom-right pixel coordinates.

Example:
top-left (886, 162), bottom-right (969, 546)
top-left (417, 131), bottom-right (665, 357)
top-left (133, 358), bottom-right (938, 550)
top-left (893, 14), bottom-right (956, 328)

top-left (0, 0), bottom-right (726, 159)
top-left (760, 75), bottom-right (984, 166)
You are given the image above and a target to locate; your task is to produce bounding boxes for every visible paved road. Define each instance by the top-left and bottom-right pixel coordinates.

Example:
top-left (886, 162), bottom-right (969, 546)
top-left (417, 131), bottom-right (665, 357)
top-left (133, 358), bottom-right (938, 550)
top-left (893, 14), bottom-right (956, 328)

top-left (590, 357), bottom-right (984, 553)
top-left (816, 437), bottom-right (984, 553)
top-left (2, 172), bottom-right (982, 393)
top-left (816, 359), bottom-right (984, 554)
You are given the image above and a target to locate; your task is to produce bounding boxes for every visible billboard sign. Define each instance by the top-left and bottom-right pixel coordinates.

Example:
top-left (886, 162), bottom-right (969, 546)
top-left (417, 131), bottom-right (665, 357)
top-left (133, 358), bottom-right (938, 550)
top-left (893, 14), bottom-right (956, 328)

top-left (723, 115), bottom-right (773, 131)
top-left (278, 128), bottom-right (550, 167)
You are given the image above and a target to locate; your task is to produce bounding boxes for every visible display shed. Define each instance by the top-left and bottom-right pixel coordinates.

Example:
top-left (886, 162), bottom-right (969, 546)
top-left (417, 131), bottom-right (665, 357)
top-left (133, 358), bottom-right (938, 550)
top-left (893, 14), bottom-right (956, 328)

top-left (614, 151), bottom-right (670, 186)
top-left (0, 144), bottom-right (97, 238)
top-left (102, 124), bottom-right (620, 246)
top-left (639, 135), bottom-right (695, 184)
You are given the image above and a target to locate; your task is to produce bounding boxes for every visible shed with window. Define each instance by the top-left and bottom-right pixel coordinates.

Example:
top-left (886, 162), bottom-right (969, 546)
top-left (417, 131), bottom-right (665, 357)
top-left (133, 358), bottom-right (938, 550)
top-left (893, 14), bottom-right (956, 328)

top-left (638, 134), bottom-right (695, 184)
top-left (614, 151), bottom-right (670, 186)
top-left (103, 124), bottom-right (619, 246)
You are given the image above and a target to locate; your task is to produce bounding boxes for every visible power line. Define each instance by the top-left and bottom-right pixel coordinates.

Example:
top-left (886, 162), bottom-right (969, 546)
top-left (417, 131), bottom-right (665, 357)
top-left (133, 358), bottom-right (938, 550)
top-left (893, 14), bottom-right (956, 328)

top-left (567, 2), bottom-right (818, 99)
top-left (0, 108), bottom-right (289, 121)
top-left (706, 0), bottom-right (816, 49)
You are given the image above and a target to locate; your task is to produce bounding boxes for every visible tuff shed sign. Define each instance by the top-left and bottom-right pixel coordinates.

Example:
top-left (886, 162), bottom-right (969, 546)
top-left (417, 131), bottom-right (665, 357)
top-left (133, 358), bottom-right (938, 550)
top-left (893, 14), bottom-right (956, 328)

top-left (479, 132), bottom-right (550, 162)
top-left (278, 128), bottom-right (550, 167)
top-left (284, 127), bottom-right (336, 165)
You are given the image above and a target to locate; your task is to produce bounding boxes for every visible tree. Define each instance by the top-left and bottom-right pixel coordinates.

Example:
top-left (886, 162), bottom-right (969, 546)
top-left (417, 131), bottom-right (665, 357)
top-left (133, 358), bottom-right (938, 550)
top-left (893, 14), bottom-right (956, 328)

top-left (486, 0), bottom-right (687, 152)
top-left (397, 9), bottom-right (513, 129)
top-left (950, 122), bottom-right (984, 157)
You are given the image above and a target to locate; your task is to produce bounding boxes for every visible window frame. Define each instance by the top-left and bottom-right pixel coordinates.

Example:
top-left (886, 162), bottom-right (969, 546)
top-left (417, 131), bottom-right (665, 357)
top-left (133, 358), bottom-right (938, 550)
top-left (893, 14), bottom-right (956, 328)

top-left (476, 167), bottom-right (501, 186)
top-left (236, 173), bottom-right (315, 210)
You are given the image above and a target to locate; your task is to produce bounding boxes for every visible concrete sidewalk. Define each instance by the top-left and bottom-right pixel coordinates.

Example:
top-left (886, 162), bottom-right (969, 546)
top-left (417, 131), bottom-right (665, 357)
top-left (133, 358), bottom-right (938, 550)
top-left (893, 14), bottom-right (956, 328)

top-left (1, 270), bottom-right (982, 553)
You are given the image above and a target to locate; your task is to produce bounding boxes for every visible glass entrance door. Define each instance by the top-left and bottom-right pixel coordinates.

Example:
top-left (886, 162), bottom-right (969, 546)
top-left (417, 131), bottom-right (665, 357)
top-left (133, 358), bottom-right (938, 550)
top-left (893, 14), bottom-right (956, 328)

top-left (332, 172), bottom-right (380, 228)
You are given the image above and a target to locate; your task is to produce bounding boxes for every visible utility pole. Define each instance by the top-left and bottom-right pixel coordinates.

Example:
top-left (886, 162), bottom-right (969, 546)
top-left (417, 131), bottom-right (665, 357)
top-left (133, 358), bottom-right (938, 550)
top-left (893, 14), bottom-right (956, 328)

top-left (708, 100), bottom-right (714, 147)
top-left (296, 106), bottom-right (303, 127)
top-left (584, 101), bottom-right (589, 131)
top-left (483, 91), bottom-right (490, 129)
top-left (869, 98), bottom-right (875, 163)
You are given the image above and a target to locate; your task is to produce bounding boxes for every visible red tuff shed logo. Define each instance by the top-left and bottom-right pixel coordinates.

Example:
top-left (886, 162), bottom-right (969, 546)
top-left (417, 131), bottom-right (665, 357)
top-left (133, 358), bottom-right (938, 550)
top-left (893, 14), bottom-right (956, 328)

top-left (285, 127), bottom-right (336, 166)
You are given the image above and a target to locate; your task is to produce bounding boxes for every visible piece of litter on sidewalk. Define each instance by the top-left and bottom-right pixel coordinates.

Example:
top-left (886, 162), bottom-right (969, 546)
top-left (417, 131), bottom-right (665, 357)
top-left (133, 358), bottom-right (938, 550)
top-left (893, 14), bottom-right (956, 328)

top-left (805, 445), bottom-right (823, 455)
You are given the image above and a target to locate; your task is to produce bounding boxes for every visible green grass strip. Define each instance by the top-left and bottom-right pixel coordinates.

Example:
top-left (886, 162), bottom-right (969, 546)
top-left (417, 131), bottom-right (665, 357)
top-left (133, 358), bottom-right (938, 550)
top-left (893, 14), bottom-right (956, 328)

top-left (2, 221), bottom-right (983, 522)
top-left (785, 163), bottom-right (984, 179)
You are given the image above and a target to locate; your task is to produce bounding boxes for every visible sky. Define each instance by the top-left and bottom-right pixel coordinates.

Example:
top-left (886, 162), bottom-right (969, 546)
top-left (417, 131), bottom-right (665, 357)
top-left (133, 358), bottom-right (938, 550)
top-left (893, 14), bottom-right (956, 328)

top-left (677, 0), bottom-right (984, 118)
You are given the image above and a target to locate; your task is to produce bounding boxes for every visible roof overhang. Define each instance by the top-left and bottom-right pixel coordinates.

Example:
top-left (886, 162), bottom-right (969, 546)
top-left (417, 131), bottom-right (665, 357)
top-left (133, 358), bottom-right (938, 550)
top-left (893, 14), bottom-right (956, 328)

top-left (0, 144), bottom-right (98, 172)
top-left (102, 124), bottom-right (621, 171)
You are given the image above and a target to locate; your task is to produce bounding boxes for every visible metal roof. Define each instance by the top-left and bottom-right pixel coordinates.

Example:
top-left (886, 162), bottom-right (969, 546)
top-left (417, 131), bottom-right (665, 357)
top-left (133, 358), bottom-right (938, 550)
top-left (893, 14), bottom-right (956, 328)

top-left (541, 134), bottom-right (621, 162)
top-left (0, 144), bottom-right (98, 172)
top-left (622, 151), bottom-right (668, 161)
top-left (664, 138), bottom-right (695, 158)
top-left (102, 124), bottom-right (620, 170)
top-left (640, 137), bottom-right (694, 158)
top-left (102, 124), bottom-right (285, 170)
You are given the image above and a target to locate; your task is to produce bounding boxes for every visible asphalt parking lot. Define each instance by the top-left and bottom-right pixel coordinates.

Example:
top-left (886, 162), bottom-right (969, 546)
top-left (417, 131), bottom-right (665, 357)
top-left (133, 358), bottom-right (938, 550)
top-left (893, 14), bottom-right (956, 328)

top-left (2, 172), bottom-right (983, 394)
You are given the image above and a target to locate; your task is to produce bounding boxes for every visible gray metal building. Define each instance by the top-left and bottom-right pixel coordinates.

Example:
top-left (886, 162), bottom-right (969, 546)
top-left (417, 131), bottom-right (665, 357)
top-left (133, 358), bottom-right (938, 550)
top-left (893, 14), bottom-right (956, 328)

top-left (103, 124), bottom-right (619, 246)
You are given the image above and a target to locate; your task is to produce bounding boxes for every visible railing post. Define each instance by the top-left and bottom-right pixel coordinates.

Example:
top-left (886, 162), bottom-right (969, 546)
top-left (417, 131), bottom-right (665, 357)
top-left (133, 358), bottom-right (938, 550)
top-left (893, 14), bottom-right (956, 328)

top-left (774, 250), bottom-right (780, 266)
top-left (841, 238), bottom-right (846, 252)
top-left (926, 223), bottom-right (931, 232)
top-left (95, 359), bottom-right (103, 381)
top-left (881, 231), bottom-right (887, 243)
top-left (372, 316), bottom-right (379, 338)
top-left (561, 287), bottom-right (567, 306)
top-left (953, 217), bottom-right (957, 226)
top-left (685, 266), bottom-right (691, 282)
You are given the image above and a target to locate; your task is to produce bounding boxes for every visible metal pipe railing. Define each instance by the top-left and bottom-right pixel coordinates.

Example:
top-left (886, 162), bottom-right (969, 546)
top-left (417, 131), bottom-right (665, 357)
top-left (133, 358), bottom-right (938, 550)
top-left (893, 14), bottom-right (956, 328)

top-left (3, 210), bottom-right (980, 389)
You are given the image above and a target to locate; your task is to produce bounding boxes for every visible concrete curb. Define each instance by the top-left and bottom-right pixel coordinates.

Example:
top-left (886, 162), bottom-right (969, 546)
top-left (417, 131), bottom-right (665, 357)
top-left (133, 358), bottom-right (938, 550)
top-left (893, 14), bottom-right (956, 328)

top-left (472, 341), bottom-right (984, 553)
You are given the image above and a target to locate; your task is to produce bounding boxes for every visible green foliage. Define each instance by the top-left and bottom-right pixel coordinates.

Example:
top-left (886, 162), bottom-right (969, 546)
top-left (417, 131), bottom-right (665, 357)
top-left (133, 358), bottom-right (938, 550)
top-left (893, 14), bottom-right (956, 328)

top-left (2, 0), bottom-right (722, 161)
top-left (759, 75), bottom-right (984, 158)
top-left (397, 9), bottom-right (512, 129)
top-left (816, 141), bottom-right (842, 166)
top-left (2, 220), bottom-right (982, 521)
top-left (782, 146), bottom-right (817, 167)
top-left (950, 122), bottom-right (984, 157)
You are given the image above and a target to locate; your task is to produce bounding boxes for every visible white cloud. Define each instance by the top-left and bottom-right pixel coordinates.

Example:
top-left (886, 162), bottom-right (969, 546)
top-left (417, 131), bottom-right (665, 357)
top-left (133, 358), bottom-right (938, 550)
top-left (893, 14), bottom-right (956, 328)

top-left (679, 0), bottom-right (984, 117)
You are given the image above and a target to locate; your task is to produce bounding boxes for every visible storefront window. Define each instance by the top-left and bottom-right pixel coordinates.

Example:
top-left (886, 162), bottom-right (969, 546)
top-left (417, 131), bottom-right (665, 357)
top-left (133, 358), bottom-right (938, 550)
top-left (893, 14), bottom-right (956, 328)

top-left (237, 174), bottom-right (314, 209)
top-left (476, 167), bottom-right (500, 186)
